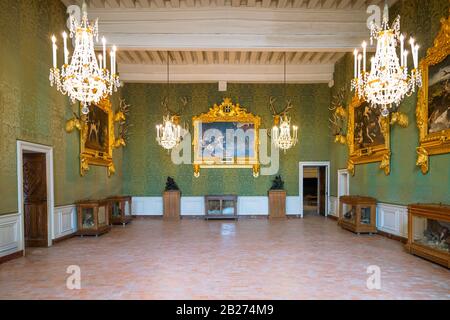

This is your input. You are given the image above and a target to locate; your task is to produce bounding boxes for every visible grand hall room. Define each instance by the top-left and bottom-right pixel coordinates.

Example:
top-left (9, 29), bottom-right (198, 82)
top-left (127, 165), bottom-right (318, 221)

top-left (0, 0), bottom-right (449, 301)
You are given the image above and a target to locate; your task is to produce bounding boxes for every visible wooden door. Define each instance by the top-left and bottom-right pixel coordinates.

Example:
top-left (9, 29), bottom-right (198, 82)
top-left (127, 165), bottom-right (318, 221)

top-left (318, 166), bottom-right (326, 216)
top-left (23, 153), bottom-right (48, 247)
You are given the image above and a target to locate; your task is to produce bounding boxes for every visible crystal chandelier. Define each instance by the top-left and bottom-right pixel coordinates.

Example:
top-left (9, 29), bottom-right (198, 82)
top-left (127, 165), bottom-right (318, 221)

top-left (156, 52), bottom-right (183, 150)
top-left (351, 1), bottom-right (422, 117)
top-left (49, 0), bottom-right (120, 114)
top-left (271, 53), bottom-right (298, 152)
top-left (156, 115), bottom-right (182, 150)
top-left (272, 115), bottom-right (298, 152)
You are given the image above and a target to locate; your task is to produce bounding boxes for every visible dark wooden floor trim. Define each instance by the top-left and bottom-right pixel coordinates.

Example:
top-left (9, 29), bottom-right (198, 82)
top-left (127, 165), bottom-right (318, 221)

top-left (0, 250), bottom-right (23, 264)
top-left (52, 233), bottom-right (76, 244)
top-left (377, 230), bottom-right (408, 244)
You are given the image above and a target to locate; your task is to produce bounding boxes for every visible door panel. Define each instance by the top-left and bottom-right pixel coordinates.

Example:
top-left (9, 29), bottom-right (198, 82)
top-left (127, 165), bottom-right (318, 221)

top-left (318, 166), bottom-right (326, 216)
top-left (23, 153), bottom-right (48, 247)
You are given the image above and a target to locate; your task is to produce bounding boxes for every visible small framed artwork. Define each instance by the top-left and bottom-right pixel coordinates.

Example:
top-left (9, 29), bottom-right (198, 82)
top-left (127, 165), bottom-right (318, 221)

top-left (416, 14), bottom-right (450, 174)
top-left (347, 95), bottom-right (391, 176)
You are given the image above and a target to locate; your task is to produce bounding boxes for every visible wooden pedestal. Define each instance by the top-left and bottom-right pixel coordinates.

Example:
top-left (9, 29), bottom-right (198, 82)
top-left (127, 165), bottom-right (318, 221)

top-left (268, 190), bottom-right (287, 219)
top-left (163, 191), bottom-right (181, 220)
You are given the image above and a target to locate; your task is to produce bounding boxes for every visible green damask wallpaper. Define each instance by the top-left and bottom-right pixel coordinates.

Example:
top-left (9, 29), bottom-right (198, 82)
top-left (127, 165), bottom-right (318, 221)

top-left (329, 0), bottom-right (450, 204)
top-left (122, 83), bottom-right (330, 196)
top-left (0, 0), bottom-right (123, 215)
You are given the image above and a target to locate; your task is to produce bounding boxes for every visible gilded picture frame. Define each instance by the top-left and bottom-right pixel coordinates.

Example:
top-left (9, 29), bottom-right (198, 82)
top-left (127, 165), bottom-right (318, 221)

top-left (416, 14), bottom-right (450, 174)
top-left (347, 95), bottom-right (391, 176)
top-left (80, 98), bottom-right (115, 176)
top-left (192, 98), bottom-right (261, 177)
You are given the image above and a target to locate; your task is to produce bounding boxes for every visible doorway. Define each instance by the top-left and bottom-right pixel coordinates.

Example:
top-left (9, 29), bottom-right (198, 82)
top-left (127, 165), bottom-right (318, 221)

top-left (337, 169), bottom-right (350, 216)
top-left (17, 141), bottom-right (54, 251)
top-left (299, 162), bottom-right (330, 218)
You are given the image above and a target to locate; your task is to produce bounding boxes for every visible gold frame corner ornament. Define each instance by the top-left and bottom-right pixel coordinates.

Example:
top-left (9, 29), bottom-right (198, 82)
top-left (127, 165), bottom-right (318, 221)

top-left (416, 13), bottom-right (450, 175)
top-left (192, 98), bottom-right (261, 177)
top-left (347, 95), bottom-right (391, 176)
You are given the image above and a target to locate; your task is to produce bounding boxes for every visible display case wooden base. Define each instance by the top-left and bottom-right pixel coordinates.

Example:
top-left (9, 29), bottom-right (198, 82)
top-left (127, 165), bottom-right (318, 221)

top-left (268, 190), bottom-right (286, 219)
top-left (107, 196), bottom-right (133, 226)
top-left (338, 196), bottom-right (377, 234)
top-left (76, 200), bottom-right (111, 237)
top-left (163, 191), bottom-right (181, 220)
top-left (405, 204), bottom-right (450, 268)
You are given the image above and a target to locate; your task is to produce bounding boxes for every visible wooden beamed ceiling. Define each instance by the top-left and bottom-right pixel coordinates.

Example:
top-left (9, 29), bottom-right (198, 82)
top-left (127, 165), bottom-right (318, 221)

top-left (61, 0), bottom-right (397, 83)
top-left (65, 0), bottom-right (394, 10)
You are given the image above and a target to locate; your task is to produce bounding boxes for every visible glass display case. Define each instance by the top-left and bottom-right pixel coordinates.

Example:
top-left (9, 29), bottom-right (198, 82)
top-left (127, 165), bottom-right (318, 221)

top-left (205, 195), bottom-right (238, 220)
top-left (338, 196), bottom-right (377, 234)
top-left (76, 200), bottom-right (111, 236)
top-left (406, 204), bottom-right (450, 268)
top-left (107, 196), bottom-right (133, 226)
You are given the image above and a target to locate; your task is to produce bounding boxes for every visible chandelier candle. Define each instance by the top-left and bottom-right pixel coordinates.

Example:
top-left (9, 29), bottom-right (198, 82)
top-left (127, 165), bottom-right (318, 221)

top-left (52, 36), bottom-right (57, 69)
top-left (351, 0), bottom-right (422, 117)
top-left (62, 32), bottom-right (68, 65)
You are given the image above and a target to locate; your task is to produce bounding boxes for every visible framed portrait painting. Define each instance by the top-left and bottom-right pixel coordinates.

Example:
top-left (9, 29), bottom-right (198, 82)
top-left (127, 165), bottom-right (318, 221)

top-left (80, 98), bottom-right (115, 176)
top-left (416, 14), bottom-right (450, 174)
top-left (347, 96), bottom-right (391, 176)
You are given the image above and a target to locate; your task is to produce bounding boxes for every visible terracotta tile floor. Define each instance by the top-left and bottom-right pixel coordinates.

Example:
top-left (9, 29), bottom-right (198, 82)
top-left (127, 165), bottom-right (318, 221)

top-left (0, 216), bottom-right (449, 300)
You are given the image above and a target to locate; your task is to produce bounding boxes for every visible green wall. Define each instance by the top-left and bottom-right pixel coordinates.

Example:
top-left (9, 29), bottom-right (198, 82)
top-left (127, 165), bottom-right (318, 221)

top-left (329, 0), bottom-right (450, 205)
top-left (122, 83), bottom-right (331, 196)
top-left (0, 0), bottom-right (123, 215)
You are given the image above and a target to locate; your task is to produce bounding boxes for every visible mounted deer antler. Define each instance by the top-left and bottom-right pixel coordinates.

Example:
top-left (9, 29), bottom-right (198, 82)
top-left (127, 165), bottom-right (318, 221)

top-left (269, 96), bottom-right (294, 120)
top-left (162, 96), bottom-right (189, 117)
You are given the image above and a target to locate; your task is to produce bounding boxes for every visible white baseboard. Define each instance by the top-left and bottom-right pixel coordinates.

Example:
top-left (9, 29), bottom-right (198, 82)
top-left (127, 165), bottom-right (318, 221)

top-left (181, 197), bottom-right (204, 216)
top-left (238, 196), bottom-right (268, 215)
top-left (376, 203), bottom-right (408, 238)
top-left (0, 213), bottom-right (22, 258)
top-left (286, 196), bottom-right (301, 216)
top-left (52, 205), bottom-right (77, 240)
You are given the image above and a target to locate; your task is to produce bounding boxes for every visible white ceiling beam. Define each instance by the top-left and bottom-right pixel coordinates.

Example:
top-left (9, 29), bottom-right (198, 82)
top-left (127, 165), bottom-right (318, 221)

top-left (87, 8), bottom-right (370, 51)
top-left (118, 63), bottom-right (335, 83)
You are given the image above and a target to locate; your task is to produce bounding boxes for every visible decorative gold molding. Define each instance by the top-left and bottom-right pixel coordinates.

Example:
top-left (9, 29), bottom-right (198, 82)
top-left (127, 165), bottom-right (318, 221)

top-left (416, 13), bottom-right (450, 174)
top-left (347, 95), bottom-right (391, 176)
top-left (192, 98), bottom-right (261, 177)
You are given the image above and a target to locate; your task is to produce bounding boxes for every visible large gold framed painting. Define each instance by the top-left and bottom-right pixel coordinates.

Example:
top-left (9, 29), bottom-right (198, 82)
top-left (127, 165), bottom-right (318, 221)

top-left (80, 99), bottom-right (115, 176)
top-left (347, 96), bottom-right (391, 176)
top-left (416, 14), bottom-right (450, 174)
top-left (192, 98), bottom-right (261, 178)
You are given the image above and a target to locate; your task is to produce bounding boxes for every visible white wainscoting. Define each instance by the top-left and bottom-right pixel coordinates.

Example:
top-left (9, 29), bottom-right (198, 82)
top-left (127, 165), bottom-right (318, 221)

top-left (0, 213), bottom-right (22, 258)
top-left (238, 197), bottom-right (267, 216)
top-left (376, 203), bottom-right (408, 238)
top-left (329, 196), bottom-right (339, 217)
top-left (132, 197), bottom-right (163, 216)
top-left (132, 196), bottom-right (304, 216)
top-left (52, 205), bottom-right (77, 240)
top-left (181, 197), bottom-right (204, 216)
top-left (286, 196), bottom-right (301, 216)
